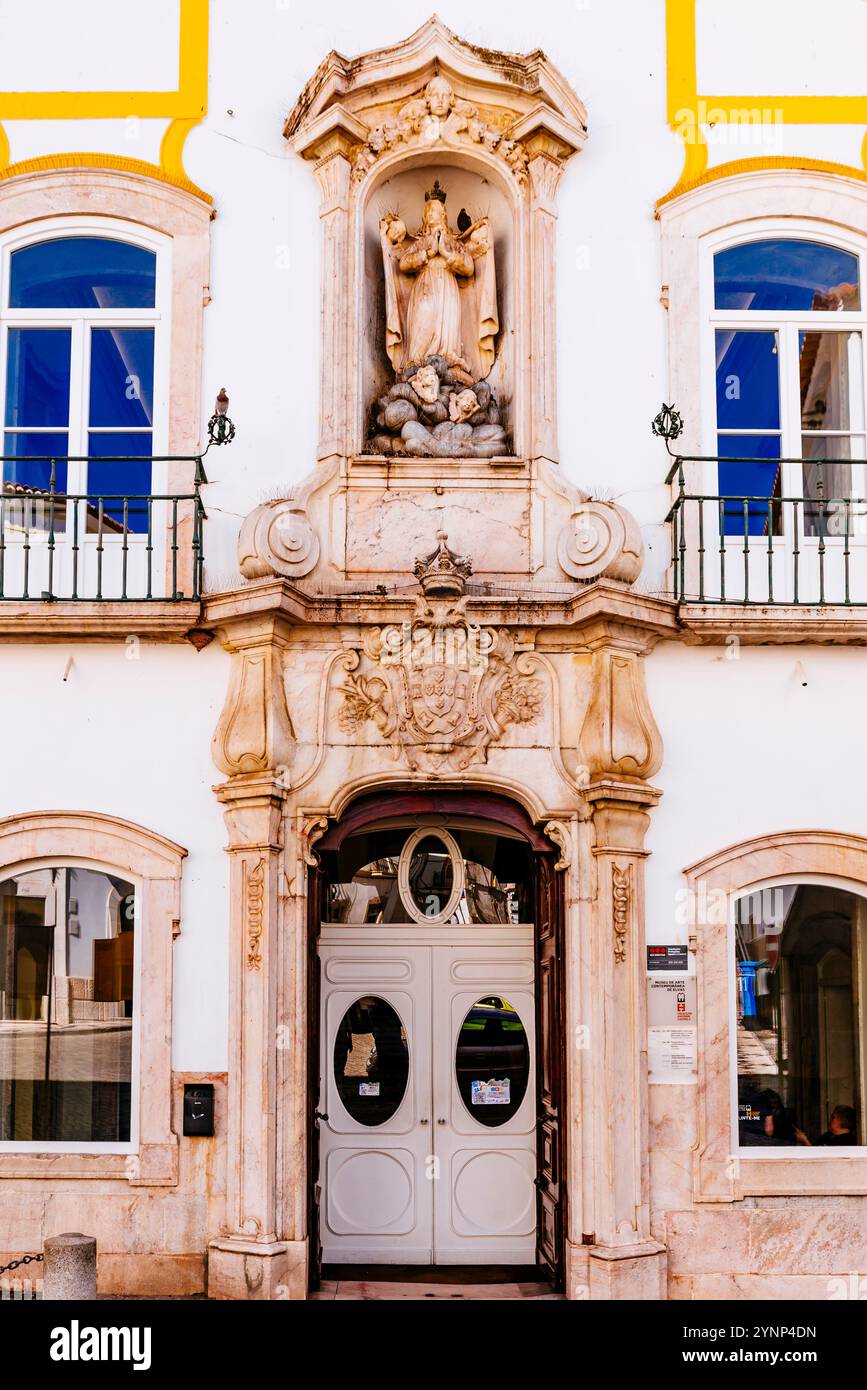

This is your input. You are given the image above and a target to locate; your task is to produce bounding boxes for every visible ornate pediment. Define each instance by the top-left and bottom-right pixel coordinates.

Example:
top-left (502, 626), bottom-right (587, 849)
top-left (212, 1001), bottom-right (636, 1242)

top-left (286, 16), bottom-right (588, 176)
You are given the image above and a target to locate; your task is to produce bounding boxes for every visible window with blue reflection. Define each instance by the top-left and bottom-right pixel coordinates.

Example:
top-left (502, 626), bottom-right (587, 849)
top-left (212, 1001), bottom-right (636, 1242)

top-left (716, 331), bottom-right (780, 430)
top-left (3, 330), bottom-right (70, 515)
top-left (717, 436), bottom-right (782, 537)
top-left (714, 240), bottom-right (860, 312)
top-left (87, 435), bottom-right (152, 534)
top-left (716, 329), bottom-right (782, 536)
top-left (89, 329), bottom-right (154, 429)
top-left (9, 238), bottom-right (156, 309)
top-left (4, 329), bottom-right (70, 428)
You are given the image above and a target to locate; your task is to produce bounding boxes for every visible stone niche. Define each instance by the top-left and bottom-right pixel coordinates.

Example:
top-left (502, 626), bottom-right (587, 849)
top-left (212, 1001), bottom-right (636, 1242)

top-left (362, 156), bottom-right (515, 458)
top-left (284, 16), bottom-right (588, 466)
top-left (238, 19), bottom-right (644, 589)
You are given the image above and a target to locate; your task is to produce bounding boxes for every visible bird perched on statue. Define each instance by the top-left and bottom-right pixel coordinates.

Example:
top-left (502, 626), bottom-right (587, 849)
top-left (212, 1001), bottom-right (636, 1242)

top-left (457, 208), bottom-right (472, 234)
top-left (215, 387), bottom-right (229, 416)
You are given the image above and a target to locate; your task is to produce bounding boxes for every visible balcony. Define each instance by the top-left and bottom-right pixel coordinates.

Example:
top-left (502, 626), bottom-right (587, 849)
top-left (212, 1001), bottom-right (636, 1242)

top-left (0, 453), bottom-right (206, 640)
top-left (664, 452), bottom-right (867, 642)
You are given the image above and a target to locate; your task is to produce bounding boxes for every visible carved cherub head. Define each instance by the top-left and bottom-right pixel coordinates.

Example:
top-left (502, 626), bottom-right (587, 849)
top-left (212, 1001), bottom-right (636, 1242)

top-left (383, 213), bottom-right (407, 245)
top-left (449, 389), bottom-right (480, 423)
top-left (425, 75), bottom-right (454, 118)
top-left (409, 365), bottom-right (441, 403)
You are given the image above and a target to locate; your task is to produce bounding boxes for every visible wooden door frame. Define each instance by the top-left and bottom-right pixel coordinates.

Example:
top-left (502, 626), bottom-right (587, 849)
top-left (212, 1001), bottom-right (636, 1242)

top-left (306, 789), bottom-right (566, 1291)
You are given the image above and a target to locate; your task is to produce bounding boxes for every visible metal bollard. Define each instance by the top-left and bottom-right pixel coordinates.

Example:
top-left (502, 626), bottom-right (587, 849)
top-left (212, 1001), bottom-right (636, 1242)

top-left (43, 1233), bottom-right (97, 1301)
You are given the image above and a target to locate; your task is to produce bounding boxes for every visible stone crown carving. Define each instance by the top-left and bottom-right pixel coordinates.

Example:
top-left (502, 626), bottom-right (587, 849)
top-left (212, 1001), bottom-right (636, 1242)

top-left (413, 530), bottom-right (472, 597)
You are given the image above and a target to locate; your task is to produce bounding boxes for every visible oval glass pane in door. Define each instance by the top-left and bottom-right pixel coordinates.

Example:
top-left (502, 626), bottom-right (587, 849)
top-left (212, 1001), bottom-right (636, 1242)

top-left (334, 996), bottom-right (409, 1126)
top-left (455, 996), bottom-right (530, 1127)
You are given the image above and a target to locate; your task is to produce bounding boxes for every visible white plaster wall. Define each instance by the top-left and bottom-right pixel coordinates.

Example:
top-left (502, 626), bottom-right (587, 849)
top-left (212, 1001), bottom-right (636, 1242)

top-left (1, 0), bottom-right (863, 577)
top-left (0, 640), bottom-right (230, 1070)
top-left (0, 0), bottom-right (864, 1071)
top-left (645, 640), bottom-right (867, 946)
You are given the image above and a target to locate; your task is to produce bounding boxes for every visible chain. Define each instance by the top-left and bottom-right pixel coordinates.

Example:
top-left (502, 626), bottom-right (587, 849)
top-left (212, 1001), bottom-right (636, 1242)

top-left (0, 1254), bottom-right (43, 1276)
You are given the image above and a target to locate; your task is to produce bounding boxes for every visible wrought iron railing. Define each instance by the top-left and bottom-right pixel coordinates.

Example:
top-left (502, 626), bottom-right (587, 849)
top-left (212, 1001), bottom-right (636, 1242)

top-left (665, 456), bottom-right (867, 607)
top-left (0, 454), bottom-right (206, 601)
top-left (654, 406), bottom-right (867, 607)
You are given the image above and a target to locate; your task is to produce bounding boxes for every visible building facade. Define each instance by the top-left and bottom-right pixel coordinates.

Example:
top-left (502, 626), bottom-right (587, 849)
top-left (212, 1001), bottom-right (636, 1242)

top-left (1, 0), bottom-right (867, 1299)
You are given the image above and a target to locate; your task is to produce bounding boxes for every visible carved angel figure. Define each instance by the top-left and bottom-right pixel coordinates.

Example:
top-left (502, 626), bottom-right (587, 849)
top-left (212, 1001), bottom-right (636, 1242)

top-left (380, 182), bottom-right (498, 383)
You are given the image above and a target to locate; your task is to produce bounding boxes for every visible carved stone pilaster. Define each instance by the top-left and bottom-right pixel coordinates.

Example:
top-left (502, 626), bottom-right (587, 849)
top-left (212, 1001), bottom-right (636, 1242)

top-left (578, 774), bottom-right (665, 1297)
top-left (208, 608), bottom-right (301, 1299)
top-left (295, 115), bottom-right (357, 463)
top-left (211, 623), bottom-right (295, 780)
top-left (579, 646), bottom-right (663, 783)
top-left (207, 773), bottom-right (294, 1300)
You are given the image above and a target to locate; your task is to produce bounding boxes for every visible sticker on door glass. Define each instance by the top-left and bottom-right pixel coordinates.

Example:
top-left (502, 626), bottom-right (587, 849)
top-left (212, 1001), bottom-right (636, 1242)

top-left (358, 1082), bottom-right (380, 1097)
top-left (471, 1078), bottom-right (510, 1105)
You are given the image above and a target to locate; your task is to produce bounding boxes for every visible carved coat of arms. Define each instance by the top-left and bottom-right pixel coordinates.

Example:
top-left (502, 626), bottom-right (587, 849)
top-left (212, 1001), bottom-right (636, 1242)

top-left (338, 532), bottom-right (544, 772)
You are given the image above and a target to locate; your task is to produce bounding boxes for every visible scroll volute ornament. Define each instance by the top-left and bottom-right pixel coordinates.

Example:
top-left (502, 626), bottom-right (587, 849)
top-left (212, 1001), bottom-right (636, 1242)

top-left (212, 639), bottom-right (295, 779)
top-left (557, 501), bottom-right (643, 583)
top-left (579, 647), bottom-right (662, 782)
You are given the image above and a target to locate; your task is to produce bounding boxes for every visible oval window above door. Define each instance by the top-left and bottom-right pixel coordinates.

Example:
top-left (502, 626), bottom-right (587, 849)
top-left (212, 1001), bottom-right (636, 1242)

top-left (397, 827), bottom-right (464, 923)
top-left (455, 996), bottom-right (530, 1127)
top-left (333, 996), bottom-right (409, 1126)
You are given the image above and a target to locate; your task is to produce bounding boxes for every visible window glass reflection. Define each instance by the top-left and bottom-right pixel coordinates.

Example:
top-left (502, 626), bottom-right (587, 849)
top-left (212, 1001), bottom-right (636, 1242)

top-left (0, 867), bottom-right (135, 1143)
top-left (455, 996), bottom-right (529, 1127)
top-left (799, 330), bottom-right (866, 536)
top-left (325, 825), bottom-right (532, 923)
top-left (714, 240), bottom-right (860, 312)
top-left (736, 884), bottom-right (864, 1147)
top-left (333, 996), bottom-right (409, 1126)
top-left (10, 238), bottom-right (157, 309)
top-left (407, 834), bottom-right (454, 917)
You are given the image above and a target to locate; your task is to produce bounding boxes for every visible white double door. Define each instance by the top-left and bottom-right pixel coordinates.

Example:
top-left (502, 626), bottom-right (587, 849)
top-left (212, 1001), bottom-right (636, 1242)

top-left (318, 926), bottom-right (536, 1265)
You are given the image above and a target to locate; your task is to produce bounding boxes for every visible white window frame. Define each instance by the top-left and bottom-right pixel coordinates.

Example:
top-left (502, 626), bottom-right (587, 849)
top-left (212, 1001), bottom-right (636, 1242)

top-left (0, 215), bottom-right (172, 539)
top-left (0, 855), bottom-right (142, 1155)
top-left (700, 219), bottom-right (867, 545)
top-left (728, 873), bottom-right (867, 1160)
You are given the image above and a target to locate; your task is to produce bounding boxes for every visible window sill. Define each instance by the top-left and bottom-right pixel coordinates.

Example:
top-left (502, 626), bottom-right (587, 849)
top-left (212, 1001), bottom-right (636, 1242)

top-left (0, 599), bottom-right (202, 641)
top-left (0, 1140), bottom-right (178, 1185)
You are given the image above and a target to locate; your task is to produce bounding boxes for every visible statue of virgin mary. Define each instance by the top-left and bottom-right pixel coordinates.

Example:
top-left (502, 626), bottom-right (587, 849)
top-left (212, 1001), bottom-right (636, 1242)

top-left (380, 181), bottom-right (498, 383)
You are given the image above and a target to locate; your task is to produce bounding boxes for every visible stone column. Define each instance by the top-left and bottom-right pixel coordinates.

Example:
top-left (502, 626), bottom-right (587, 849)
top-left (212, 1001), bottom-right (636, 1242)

top-left (208, 614), bottom-right (300, 1300)
top-left (571, 638), bottom-right (668, 1299)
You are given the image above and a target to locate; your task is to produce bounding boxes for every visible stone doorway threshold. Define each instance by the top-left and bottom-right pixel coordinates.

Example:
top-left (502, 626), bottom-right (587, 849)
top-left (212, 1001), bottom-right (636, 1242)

top-left (313, 1265), bottom-right (562, 1300)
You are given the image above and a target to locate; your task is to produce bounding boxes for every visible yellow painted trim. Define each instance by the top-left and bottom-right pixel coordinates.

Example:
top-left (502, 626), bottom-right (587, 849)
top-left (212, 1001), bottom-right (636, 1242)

top-left (0, 0), bottom-right (209, 201)
top-left (159, 118), bottom-right (203, 190)
top-left (0, 0), bottom-right (207, 119)
top-left (656, 154), bottom-right (867, 212)
top-left (664, 0), bottom-right (867, 202)
top-left (0, 151), bottom-right (212, 205)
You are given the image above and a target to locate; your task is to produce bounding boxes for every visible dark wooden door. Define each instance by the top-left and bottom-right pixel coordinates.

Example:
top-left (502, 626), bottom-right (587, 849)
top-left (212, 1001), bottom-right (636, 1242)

top-left (306, 863), bottom-right (323, 1291)
top-left (535, 852), bottom-right (565, 1288)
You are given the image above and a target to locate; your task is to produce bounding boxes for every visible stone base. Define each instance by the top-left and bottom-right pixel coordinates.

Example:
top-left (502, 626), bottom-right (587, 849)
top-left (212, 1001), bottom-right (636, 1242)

top-left (586, 1240), bottom-right (668, 1300)
top-left (564, 1240), bottom-right (591, 1300)
top-left (207, 1238), bottom-right (307, 1301)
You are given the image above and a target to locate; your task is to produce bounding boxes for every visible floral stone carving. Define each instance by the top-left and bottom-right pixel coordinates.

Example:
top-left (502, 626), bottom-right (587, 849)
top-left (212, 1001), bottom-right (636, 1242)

top-left (338, 532), bottom-right (544, 771)
top-left (351, 74), bottom-right (530, 187)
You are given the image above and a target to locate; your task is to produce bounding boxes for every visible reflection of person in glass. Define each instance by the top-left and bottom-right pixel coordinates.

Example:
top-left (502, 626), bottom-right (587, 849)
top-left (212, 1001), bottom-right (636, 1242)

top-left (794, 1104), bottom-right (858, 1147)
top-left (739, 1086), bottom-right (803, 1146)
